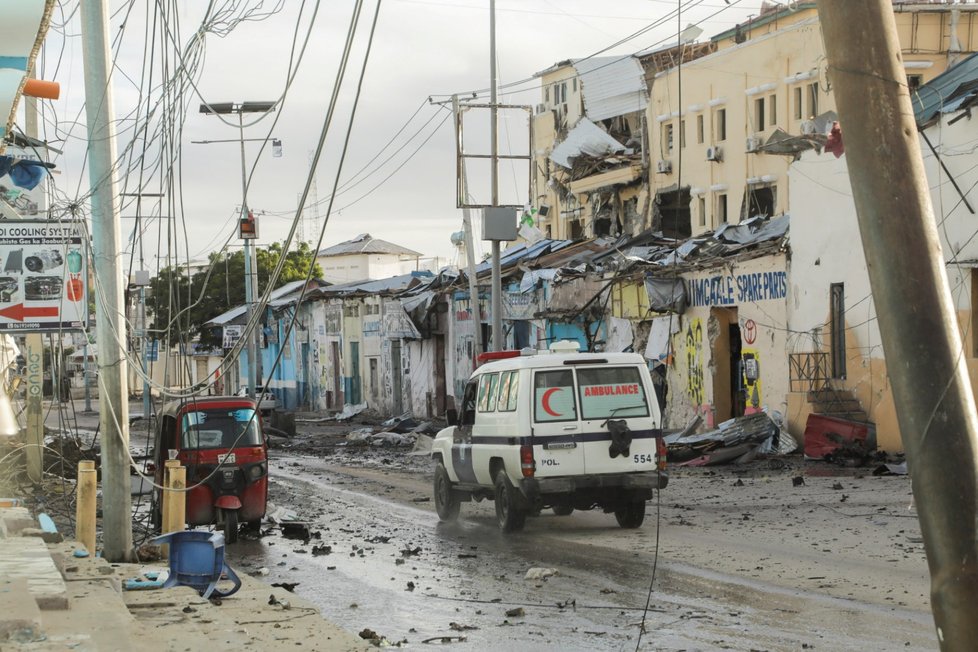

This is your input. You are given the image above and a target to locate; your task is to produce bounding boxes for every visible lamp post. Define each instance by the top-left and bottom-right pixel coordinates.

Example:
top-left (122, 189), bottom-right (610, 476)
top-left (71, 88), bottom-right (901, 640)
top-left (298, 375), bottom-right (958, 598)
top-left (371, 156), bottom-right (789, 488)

top-left (197, 101), bottom-right (277, 398)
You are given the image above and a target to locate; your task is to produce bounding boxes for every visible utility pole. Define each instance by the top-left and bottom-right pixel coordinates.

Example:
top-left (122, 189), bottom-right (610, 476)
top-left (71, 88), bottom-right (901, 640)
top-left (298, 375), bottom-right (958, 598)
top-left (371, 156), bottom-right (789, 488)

top-left (197, 101), bottom-right (277, 399)
top-left (817, 1), bottom-right (978, 647)
top-left (452, 95), bottom-right (483, 359)
top-left (80, 0), bottom-right (132, 561)
top-left (22, 74), bottom-right (44, 483)
top-left (489, 0), bottom-right (502, 352)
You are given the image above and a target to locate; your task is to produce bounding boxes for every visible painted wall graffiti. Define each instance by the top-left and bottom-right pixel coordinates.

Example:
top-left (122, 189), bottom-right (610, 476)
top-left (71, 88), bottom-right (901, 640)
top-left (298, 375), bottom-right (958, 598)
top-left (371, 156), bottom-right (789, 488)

top-left (741, 347), bottom-right (762, 413)
top-left (685, 318), bottom-right (704, 406)
top-left (687, 271), bottom-right (788, 307)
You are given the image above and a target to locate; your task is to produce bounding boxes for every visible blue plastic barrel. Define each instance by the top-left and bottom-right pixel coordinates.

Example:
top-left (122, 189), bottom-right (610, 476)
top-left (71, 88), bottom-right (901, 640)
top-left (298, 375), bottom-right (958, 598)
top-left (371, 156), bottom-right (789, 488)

top-left (152, 530), bottom-right (241, 599)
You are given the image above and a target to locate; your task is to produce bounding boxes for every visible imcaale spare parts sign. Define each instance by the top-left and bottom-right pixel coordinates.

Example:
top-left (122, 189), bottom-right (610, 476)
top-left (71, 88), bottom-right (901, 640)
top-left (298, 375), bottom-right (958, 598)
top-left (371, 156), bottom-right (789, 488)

top-left (0, 221), bottom-right (88, 332)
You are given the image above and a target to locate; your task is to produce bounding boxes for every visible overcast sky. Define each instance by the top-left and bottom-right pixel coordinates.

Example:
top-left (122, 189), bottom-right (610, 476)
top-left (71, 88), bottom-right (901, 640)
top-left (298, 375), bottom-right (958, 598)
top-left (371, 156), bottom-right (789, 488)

top-left (36, 0), bottom-right (762, 274)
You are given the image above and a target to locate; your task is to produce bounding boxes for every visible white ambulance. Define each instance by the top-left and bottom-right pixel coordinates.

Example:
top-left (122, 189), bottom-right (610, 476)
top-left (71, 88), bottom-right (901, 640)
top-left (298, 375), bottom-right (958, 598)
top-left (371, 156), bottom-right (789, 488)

top-left (431, 341), bottom-right (668, 532)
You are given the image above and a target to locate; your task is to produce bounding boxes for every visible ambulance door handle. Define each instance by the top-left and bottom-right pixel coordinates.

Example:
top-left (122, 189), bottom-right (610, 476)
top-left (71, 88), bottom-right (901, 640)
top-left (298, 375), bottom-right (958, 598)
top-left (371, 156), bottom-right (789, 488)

top-left (562, 425), bottom-right (578, 431)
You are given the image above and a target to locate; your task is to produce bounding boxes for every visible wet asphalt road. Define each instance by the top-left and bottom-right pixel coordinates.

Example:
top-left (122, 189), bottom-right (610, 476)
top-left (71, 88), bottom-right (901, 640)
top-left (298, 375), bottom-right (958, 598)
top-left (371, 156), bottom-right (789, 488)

top-left (224, 452), bottom-right (934, 651)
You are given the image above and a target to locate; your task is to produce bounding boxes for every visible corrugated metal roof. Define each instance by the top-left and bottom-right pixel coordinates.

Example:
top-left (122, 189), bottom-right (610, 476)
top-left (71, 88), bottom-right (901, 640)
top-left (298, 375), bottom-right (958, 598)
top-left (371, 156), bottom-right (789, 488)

top-left (316, 233), bottom-right (422, 258)
top-left (550, 118), bottom-right (626, 168)
top-left (206, 280), bottom-right (323, 326)
top-left (912, 53), bottom-right (978, 127)
top-left (320, 270), bottom-right (434, 296)
top-left (572, 56), bottom-right (648, 121)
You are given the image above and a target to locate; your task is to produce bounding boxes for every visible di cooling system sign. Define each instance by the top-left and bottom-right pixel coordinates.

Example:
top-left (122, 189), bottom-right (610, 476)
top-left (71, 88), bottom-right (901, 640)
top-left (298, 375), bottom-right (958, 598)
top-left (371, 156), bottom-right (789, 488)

top-left (0, 220), bottom-right (89, 332)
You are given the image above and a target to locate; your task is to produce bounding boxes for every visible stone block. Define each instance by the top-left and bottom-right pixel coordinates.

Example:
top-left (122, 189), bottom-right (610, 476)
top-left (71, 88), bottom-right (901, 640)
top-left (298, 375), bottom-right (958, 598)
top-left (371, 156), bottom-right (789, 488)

top-left (0, 576), bottom-right (43, 642)
top-left (0, 507), bottom-right (35, 538)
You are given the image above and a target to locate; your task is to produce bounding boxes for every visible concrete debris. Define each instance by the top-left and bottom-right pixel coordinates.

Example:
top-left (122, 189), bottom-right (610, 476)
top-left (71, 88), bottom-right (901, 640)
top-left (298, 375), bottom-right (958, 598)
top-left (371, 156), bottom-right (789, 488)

top-left (524, 567), bottom-right (558, 581)
top-left (505, 607), bottom-right (526, 618)
top-left (346, 428), bottom-right (375, 442)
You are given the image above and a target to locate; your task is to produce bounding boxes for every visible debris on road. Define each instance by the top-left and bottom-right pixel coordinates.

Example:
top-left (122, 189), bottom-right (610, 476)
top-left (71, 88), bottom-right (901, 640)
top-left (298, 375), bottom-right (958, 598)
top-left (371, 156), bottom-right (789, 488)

top-left (666, 412), bottom-right (794, 466)
top-left (505, 607), bottom-right (526, 618)
top-left (524, 567), bottom-right (558, 581)
top-left (281, 522), bottom-right (311, 541)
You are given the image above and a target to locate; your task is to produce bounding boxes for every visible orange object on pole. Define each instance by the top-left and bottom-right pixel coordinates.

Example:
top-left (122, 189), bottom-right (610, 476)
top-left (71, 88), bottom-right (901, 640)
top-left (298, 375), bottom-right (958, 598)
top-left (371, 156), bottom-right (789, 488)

top-left (23, 78), bottom-right (60, 100)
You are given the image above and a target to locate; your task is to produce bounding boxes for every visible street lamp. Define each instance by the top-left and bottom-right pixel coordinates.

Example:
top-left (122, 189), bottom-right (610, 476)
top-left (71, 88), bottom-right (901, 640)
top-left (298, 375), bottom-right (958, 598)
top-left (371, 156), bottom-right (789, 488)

top-left (197, 100), bottom-right (277, 399)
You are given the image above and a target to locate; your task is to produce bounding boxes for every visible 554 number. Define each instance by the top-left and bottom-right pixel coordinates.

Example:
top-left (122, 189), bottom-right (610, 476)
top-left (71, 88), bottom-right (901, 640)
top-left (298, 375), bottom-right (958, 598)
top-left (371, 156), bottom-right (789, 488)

top-left (633, 453), bottom-right (654, 464)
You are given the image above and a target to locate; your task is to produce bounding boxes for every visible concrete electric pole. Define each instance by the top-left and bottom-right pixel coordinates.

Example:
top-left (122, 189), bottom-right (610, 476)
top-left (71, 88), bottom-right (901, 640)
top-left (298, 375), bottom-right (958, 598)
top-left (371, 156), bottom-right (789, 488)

top-left (817, 1), bottom-right (978, 647)
top-left (80, 0), bottom-right (133, 562)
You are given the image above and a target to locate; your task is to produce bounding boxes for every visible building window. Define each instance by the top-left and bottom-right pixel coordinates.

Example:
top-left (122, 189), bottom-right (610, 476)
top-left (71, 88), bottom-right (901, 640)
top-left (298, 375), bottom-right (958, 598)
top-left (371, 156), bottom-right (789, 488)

top-left (715, 108), bottom-right (727, 142)
top-left (544, 86), bottom-right (549, 104)
top-left (754, 97), bottom-right (765, 132)
top-left (698, 196), bottom-right (706, 227)
top-left (573, 77), bottom-right (577, 92)
top-left (716, 193), bottom-right (728, 224)
top-left (664, 123), bottom-right (674, 152)
top-left (907, 74), bottom-right (923, 92)
top-left (807, 82), bottom-right (819, 118)
top-left (680, 119), bottom-right (686, 148)
top-left (830, 283), bottom-right (846, 379)
top-left (768, 93), bottom-right (777, 126)
top-left (793, 86), bottom-right (803, 120)
top-left (696, 114), bottom-right (704, 144)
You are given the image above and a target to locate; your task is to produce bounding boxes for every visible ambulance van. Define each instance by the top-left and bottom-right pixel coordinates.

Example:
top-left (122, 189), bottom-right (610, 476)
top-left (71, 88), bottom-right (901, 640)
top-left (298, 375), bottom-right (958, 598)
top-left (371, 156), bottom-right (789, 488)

top-left (431, 341), bottom-right (668, 532)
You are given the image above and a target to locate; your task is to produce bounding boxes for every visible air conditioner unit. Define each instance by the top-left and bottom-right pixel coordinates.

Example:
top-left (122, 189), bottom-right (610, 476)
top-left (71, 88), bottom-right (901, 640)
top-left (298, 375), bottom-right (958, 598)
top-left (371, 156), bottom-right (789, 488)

top-left (746, 136), bottom-right (761, 152)
top-left (706, 146), bottom-right (723, 162)
top-left (656, 160), bottom-right (673, 174)
top-left (535, 103), bottom-right (546, 115)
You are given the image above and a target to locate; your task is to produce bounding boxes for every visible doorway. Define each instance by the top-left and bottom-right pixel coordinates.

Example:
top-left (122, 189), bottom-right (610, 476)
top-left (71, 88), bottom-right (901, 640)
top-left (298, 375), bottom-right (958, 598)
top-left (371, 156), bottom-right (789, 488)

top-left (391, 340), bottom-right (403, 415)
top-left (709, 307), bottom-right (743, 422)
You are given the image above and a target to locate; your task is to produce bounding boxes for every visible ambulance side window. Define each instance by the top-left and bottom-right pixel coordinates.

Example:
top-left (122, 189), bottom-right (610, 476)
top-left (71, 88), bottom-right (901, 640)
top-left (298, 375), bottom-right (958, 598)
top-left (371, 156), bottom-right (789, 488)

top-left (478, 373), bottom-right (499, 412)
top-left (498, 370), bottom-right (519, 412)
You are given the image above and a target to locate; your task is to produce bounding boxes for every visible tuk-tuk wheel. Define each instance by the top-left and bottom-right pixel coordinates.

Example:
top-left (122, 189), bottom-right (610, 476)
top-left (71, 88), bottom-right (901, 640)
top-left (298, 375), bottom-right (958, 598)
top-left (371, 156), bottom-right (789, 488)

top-left (223, 509), bottom-right (239, 544)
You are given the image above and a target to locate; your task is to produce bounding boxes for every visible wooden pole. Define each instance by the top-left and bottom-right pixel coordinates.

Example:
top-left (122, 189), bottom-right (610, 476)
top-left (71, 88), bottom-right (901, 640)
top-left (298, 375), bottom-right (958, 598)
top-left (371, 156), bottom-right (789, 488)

top-left (817, 1), bottom-right (978, 646)
top-left (75, 460), bottom-right (97, 554)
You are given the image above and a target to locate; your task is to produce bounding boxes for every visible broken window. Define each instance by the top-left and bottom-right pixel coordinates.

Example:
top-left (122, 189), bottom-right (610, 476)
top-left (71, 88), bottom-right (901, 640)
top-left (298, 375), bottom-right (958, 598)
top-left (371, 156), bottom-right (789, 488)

top-left (830, 283), bottom-right (846, 379)
top-left (742, 184), bottom-right (776, 219)
top-left (654, 187), bottom-right (692, 239)
top-left (569, 219), bottom-right (583, 239)
top-left (754, 97), bottom-right (765, 132)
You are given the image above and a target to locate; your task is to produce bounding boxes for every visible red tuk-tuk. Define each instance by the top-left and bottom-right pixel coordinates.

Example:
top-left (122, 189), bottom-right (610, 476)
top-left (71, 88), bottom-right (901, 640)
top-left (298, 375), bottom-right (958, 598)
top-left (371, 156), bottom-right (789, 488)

top-left (151, 397), bottom-right (268, 543)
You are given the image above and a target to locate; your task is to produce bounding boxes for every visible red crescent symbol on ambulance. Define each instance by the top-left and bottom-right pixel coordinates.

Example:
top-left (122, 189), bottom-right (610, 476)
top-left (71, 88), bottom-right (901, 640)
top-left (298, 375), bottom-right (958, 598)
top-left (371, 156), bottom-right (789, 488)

top-left (542, 388), bottom-right (562, 417)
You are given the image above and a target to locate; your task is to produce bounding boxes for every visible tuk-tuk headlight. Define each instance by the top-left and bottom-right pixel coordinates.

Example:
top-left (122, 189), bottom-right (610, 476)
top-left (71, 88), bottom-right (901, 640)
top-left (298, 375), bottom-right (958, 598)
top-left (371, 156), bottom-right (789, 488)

top-left (246, 461), bottom-right (267, 482)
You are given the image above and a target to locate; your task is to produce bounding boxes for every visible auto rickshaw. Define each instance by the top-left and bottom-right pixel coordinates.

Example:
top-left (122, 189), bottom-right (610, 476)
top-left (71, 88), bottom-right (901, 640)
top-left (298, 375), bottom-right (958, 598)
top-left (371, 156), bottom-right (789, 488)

top-left (150, 396), bottom-right (268, 543)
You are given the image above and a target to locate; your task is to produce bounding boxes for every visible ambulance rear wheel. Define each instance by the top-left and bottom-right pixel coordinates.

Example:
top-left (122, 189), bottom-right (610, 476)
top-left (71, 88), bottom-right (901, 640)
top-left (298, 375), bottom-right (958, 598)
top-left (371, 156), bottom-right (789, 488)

top-left (614, 500), bottom-right (646, 529)
top-left (552, 504), bottom-right (574, 516)
top-left (434, 463), bottom-right (460, 522)
top-left (494, 472), bottom-right (526, 533)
